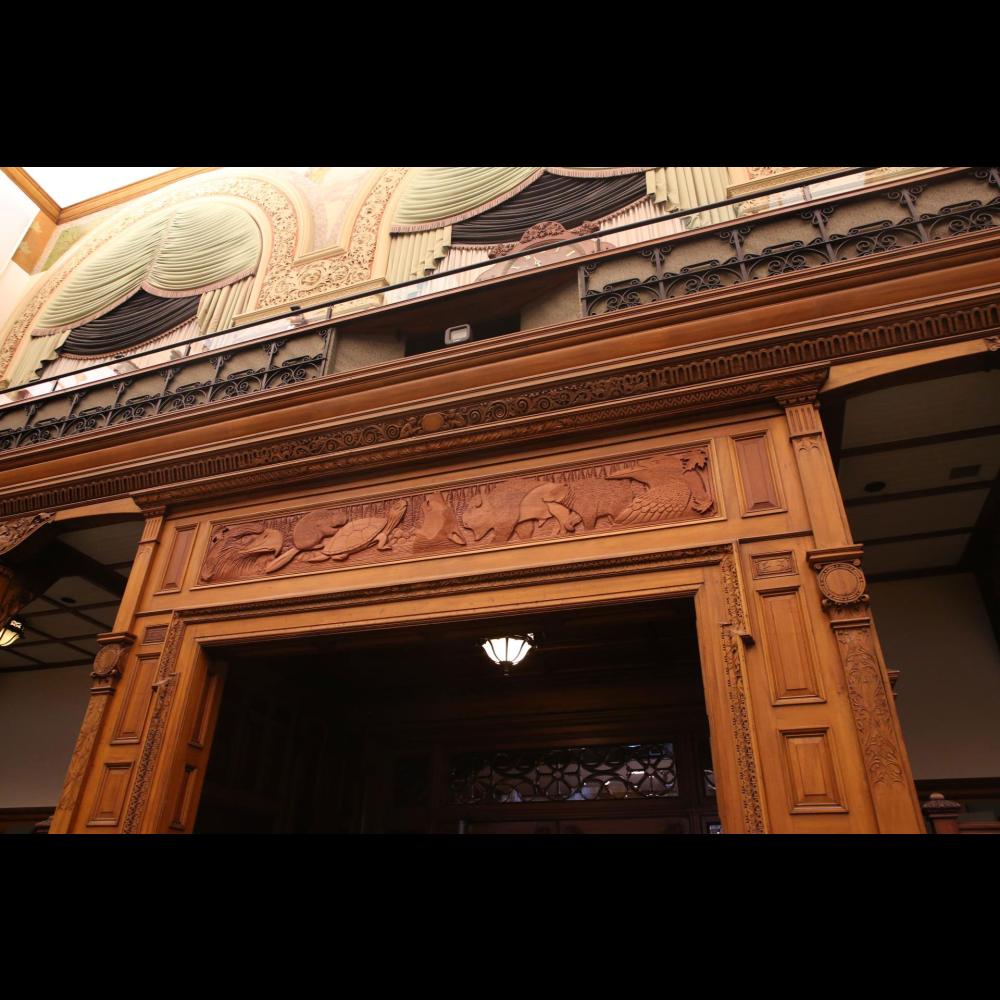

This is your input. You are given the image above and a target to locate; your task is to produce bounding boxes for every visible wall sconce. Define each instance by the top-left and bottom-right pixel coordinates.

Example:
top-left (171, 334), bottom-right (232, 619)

top-left (0, 618), bottom-right (24, 648)
top-left (481, 633), bottom-right (535, 676)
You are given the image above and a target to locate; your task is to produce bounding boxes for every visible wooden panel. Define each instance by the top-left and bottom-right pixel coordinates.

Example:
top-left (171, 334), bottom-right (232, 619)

top-left (757, 587), bottom-right (825, 703)
top-left (142, 624), bottom-right (168, 645)
top-left (169, 765), bottom-right (199, 832)
top-left (157, 524), bottom-right (197, 593)
top-left (751, 551), bottom-right (796, 579)
top-left (188, 670), bottom-right (222, 749)
top-left (731, 432), bottom-right (784, 515)
top-left (780, 730), bottom-right (847, 813)
top-left (86, 762), bottom-right (133, 827)
top-left (110, 653), bottom-right (159, 745)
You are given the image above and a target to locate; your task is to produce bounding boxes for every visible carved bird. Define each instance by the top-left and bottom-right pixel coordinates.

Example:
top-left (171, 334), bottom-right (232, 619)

top-left (607, 454), bottom-right (707, 524)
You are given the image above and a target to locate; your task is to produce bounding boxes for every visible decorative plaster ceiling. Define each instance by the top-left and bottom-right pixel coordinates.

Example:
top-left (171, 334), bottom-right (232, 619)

top-left (24, 168), bottom-right (174, 207)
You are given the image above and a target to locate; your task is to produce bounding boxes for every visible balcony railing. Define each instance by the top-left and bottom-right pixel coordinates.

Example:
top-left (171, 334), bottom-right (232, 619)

top-left (0, 166), bottom-right (995, 456)
top-left (579, 167), bottom-right (1000, 315)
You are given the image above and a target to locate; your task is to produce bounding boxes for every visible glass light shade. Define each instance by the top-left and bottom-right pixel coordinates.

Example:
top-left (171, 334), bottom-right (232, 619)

top-left (0, 619), bottom-right (24, 647)
top-left (481, 633), bottom-right (535, 675)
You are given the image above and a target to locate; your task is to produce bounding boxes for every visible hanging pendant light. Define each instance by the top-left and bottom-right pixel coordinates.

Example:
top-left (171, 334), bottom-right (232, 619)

top-left (481, 633), bottom-right (535, 676)
top-left (0, 618), bottom-right (24, 648)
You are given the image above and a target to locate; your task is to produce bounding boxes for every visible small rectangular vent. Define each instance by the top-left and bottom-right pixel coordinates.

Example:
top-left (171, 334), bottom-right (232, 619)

top-left (949, 464), bottom-right (982, 480)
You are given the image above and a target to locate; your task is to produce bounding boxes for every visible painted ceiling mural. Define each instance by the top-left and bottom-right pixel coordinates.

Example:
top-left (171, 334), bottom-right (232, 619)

top-left (0, 167), bottom-right (737, 386)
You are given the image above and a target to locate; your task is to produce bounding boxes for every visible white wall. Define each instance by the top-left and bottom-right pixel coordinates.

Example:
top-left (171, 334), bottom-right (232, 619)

top-left (0, 664), bottom-right (90, 807)
top-left (0, 174), bottom-right (37, 274)
top-left (870, 573), bottom-right (1000, 779)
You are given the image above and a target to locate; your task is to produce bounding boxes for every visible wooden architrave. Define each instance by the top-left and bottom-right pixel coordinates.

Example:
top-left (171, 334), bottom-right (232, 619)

top-left (111, 543), bottom-right (767, 836)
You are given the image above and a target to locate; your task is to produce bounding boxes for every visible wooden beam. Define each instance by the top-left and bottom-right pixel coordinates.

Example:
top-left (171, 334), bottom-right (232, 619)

top-left (57, 167), bottom-right (219, 223)
top-left (840, 423), bottom-right (1000, 460)
top-left (46, 540), bottom-right (127, 598)
top-left (1, 167), bottom-right (60, 222)
top-left (861, 526), bottom-right (974, 547)
top-left (845, 480), bottom-right (993, 507)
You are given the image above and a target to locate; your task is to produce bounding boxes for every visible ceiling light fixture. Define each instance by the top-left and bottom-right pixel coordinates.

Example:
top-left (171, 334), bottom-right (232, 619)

top-left (481, 633), bottom-right (535, 677)
top-left (0, 618), bottom-right (24, 648)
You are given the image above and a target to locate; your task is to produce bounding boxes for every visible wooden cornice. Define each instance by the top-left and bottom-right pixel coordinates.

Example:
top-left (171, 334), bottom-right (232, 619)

top-left (1, 167), bottom-right (219, 225)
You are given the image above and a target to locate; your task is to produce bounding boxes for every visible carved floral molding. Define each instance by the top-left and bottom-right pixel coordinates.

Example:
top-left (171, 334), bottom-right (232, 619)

top-left (199, 445), bottom-right (717, 584)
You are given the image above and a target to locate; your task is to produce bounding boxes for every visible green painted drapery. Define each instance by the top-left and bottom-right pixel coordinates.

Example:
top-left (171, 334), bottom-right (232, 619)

top-left (385, 226), bottom-right (452, 284)
top-left (645, 167), bottom-right (735, 226)
top-left (391, 168), bottom-right (650, 231)
top-left (36, 201), bottom-right (262, 332)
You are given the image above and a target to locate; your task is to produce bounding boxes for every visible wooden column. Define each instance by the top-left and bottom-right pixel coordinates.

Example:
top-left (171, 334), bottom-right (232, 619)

top-left (777, 393), bottom-right (925, 833)
top-left (49, 506), bottom-right (166, 834)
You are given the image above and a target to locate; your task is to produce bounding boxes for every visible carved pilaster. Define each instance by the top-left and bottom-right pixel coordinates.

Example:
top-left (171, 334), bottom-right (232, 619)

top-left (807, 547), bottom-right (924, 832)
top-left (49, 631), bottom-right (135, 834)
top-left (778, 393), bottom-right (854, 550)
top-left (109, 505), bottom-right (166, 635)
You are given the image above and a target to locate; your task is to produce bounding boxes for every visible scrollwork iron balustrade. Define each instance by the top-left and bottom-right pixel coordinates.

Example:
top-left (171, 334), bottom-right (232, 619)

top-left (580, 166), bottom-right (1000, 316)
top-left (1, 168), bottom-right (997, 454)
top-left (448, 741), bottom-right (678, 804)
top-left (0, 326), bottom-right (332, 453)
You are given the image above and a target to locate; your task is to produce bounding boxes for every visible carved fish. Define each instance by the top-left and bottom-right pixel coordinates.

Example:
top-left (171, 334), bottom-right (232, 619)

top-left (411, 492), bottom-right (466, 552)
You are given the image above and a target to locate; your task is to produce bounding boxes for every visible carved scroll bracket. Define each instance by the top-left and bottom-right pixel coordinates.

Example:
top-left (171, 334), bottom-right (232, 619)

top-left (0, 511), bottom-right (55, 558)
top-left (91, 631), bottom-right (136, 694)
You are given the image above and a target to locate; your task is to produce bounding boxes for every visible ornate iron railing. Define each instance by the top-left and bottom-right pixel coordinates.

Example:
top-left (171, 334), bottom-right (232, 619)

top-left (0, 324), bottom-right (333, 452)
top-left (580, 167), bottom-right (1000, 315)
top-left (0, 167), bottom-right (994, 455)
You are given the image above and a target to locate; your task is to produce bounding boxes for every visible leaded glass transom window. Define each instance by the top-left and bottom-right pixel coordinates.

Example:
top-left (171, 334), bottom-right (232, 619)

top-left (448, 741), bottom-right (678, 804)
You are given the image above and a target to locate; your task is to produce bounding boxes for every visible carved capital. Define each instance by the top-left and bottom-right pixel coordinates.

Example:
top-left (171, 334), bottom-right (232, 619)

top-left (90, 632), bottom-right (136, 694)
top-left (808, 546), bottom-right (869, 613)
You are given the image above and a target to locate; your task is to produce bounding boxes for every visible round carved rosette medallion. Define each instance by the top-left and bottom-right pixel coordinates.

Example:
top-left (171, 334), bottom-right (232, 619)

top-left (91, 643), bottom-right (125, 683)
top-left (817, 562), bottom-right (867, 606)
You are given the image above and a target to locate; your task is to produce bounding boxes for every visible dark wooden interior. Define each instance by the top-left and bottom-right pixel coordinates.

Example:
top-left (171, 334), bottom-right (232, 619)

top-left (194, 598), bottom-right (720, 834)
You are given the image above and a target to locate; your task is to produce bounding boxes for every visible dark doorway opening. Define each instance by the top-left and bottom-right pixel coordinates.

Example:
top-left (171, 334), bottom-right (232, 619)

top-left (194, 598), bottom-right (720, 834)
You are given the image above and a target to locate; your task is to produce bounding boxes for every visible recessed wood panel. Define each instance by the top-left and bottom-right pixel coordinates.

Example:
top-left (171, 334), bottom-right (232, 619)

top-left (732, 432), bottom-right (784, 515)
top-left (111, 653), bottom-right (159, 744)
top-left (751, 551), bottom-right (796, 579)
top-left (780, 730), bottom-right (847, 813)
top-left (169, 764), bottom-right (199, 832)
top-left (142, 624), bottom-right (168, 645)
top-left (758, 587), bottom-right (824, 703)
top-left (157, 524), bottom-right (197, 593)
top-left (188, 671), bottom-right (221, 749)
top-left (86, 762), bottom-right (133, 827)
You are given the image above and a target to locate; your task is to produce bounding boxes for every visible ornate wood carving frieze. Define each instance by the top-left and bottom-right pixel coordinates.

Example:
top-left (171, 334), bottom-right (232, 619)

top-left (198, 446), bottom-right (717, 584)
top-left (2, 283), bottom-right (999, 519)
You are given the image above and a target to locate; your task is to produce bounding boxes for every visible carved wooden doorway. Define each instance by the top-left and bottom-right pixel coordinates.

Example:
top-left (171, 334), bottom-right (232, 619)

top-left (193, 598), bottom-right (721, 834)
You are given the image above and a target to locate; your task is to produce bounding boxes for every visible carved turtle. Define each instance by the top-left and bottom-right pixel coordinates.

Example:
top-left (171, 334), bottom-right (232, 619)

top-left (321, 499), bottom-right (408, 561)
